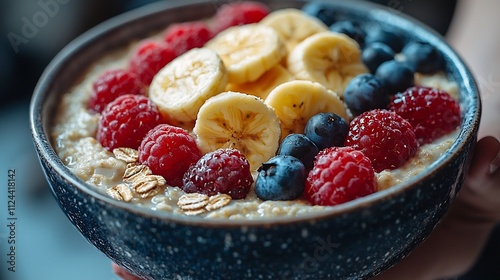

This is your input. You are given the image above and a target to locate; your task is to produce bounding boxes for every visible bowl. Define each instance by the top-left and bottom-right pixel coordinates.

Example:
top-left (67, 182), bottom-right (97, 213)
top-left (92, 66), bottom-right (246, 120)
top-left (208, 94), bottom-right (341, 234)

top-left (30, 0), bottom-right (480, 279)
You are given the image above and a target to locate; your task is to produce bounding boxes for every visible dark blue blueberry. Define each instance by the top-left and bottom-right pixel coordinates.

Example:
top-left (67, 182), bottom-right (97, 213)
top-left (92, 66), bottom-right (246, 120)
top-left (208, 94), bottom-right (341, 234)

top-left (304, 112), bottom-right (349, 150)
top-left (344, 74), bottom-right (390, 115)
top-left (255, 155), bottom-right (306, 201)
top-left (329, 20), bottom-right (365, 47)
top-left (375, 60), bottom-right (415, 94)
top-left (365, 27), bottom-right (405, 53)
top-left (301, 2), bottom-right (336, 26)
top-left (401, 41), bottom-right (444, 73)
top-left (277, 133), bottom-right (319, 170)
top-left (361, 42), bottom-right (395, 73)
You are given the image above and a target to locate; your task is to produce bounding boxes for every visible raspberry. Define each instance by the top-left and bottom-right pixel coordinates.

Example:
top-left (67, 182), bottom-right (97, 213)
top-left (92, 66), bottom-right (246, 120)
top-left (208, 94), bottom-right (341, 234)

top-left (138, 124), bottom-right (201, 187)
top-left (305, 147), bottom-right (376, 206)
top-left (389, 86), bottom-right (461, 145)
top-left (212, 1), bottom-right (270, 34)
top-left (129, 40), bottom-right (176, 86)
top-left (182, 148), bottom-right (253, 199)
top-left (97, 94), bottom-right (163, 151)
top-left (88, 69), bottom-right (145, 113)
top-left (344, 109), bottom-right (418, 172)
top-left (163, 21), bottom-right (213, 56)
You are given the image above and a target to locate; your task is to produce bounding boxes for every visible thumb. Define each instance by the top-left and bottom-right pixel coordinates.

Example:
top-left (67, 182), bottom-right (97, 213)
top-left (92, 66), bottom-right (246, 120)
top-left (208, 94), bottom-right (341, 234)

top-left (468, 136), bottom-right (500, 178)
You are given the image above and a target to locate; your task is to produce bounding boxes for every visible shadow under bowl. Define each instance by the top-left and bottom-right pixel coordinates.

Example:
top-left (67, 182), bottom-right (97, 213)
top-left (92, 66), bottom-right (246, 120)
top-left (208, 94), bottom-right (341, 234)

top-left (30, 0), bottom-right (480, 279)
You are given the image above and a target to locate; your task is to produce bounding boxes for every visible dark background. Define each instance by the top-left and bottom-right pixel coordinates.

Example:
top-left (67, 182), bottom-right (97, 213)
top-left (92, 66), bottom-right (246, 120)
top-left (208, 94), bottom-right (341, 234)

top-left (0, 0), bottom-right (497, 279)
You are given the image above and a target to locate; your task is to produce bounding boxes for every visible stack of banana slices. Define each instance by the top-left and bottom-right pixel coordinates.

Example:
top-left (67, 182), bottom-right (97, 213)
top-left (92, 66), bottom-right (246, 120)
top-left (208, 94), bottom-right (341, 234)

top-left (148, 8), bottom-right (368, 171)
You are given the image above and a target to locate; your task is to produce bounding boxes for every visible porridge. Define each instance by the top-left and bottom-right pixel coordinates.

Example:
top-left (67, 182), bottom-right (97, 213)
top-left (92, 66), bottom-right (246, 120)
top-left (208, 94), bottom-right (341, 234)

top-left (51, 2), bottom-right (462, 219)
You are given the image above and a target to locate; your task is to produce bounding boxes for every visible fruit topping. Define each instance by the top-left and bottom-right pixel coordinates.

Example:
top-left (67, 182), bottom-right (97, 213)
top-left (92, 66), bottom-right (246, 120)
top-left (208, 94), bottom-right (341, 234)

top-left (163, 21), bottom-right (213, 57)
top-left (304, 112), bottom-right (349, 150)
top-left (264, 80), bottom-right (348, 140)
top-left (305, 146), bottom-right (376, 206)
top-left (182, 148), bottom-right (253, 199)
top-left (365, 27), bottom-right (405, 53)
top-left (226, 64), bottom-right (294, 100)
top-left (97, 94), bottom-right (163, 151)
top-left (329, 20), bottom-right (366, 47)
top-left (148, 48), bottom-right (227, 128)
top-left (206, 24), bottom-right (285, 84)
top-left (260, 8), bottom-right (328, 53)
top-left (361, 42), bottom-right (395, 73)
top-left (193, 91), bottom-right (281, 171)
top-left (344, 109), bottom-right (418, 172)
top-left (88, 69), bottom-right (145, 114)
top-left (401, 41), bottom-right (444, 74)
top-left (389, 86), bottom-right (461, 145)
top-left (138, 124), bottom-right (201, 187)
top-left (301, 1), bottom-right (337, 26)
top-left (129, 40), bottom-right (177, 86)
top-left (212, 1), bottom-right (270, 34)
top-left (82, 6), bottom-right (463, 211)
top-left (343, 73), bottom-right (390, 115)
top-left (375, 60), bottom-right (415, 94)
top-left (255, 155), bottom-right (306, 201)
top-left (277, 133), bottom-right (319, 170)
top-left (287, 32), bottom-right (368, 96)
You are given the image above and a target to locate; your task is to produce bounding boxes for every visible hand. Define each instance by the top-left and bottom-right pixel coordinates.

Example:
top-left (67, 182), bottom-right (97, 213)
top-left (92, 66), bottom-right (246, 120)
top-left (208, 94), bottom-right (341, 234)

top-left (374, 136), bottom-right (500, 279)
top-left (112, 262), bottom-right (141, 280)
top-left (112, 137), bottom-right (500, 280)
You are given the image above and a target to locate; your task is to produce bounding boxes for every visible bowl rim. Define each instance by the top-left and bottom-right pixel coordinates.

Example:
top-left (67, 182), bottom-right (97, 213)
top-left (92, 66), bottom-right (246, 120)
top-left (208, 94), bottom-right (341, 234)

top-left (30, 0), bottom-right (481, 228)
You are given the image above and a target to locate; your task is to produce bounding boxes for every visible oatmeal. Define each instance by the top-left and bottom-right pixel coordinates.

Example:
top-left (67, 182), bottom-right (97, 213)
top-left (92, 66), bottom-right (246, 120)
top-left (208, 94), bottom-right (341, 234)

top-left (51, 4), bottom-right (463, 219)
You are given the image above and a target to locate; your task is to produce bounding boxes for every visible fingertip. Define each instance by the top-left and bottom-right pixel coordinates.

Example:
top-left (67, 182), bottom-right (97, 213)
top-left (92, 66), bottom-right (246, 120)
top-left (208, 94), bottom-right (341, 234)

top-left (112, 262), bottom-right (142, 280)
top-left (484, 137), bottom-right (500, 174)
top-left (470, 136), bottom-right (500, 176)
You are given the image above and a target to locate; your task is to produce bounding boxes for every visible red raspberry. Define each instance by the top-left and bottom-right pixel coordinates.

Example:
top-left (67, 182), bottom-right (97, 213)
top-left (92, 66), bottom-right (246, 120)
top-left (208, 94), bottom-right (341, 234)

top-left (212, 1), bottom-right (270, 34)
top-left (97, 94), bottom-right (163, 151)
top-left (163, 21), bottom-right (213, 57)
top-left (344, 109), bottom-right (418, 172)
top-left (138, 124), bottom-right (201, 187)
top-left (88, 69), bottom-right (145, 113)
top-left (388, 86), bottom-right (461, 145)
top-left (305, 147), bottom-right (376, 206)
top-left (182, 148), bottom-right (253, 199)
top-left (129, 40), bottom-right (176, 86)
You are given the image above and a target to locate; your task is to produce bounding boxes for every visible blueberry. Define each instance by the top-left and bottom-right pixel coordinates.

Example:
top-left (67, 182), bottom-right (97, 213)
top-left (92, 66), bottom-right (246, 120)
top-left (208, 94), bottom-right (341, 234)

top-left (301, 2), bottom-right (336, 26)
top-left (361, 42), bottom-right (395, 73)
top-left (304, 112), bottom-right (349, 150)
top-left (329, 20), bottom-right (365, 47)
top-left (375, 60), bottom-right (415, 94)
top-left (278, 133), bottom-right (319, 170)
top-left (344, 74), bottom-right (390, 114)
top-left (365, 27), bottom-right (405, 53)
top-left (401, 41), bottom-right (444, 73)
top-left (255, 155), bottom-right (306, 201)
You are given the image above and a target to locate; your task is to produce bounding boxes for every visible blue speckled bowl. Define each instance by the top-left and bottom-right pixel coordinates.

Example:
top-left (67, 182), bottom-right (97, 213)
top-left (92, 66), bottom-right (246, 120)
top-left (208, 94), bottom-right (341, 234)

top-left (30, 0), bottom-right (480, 279)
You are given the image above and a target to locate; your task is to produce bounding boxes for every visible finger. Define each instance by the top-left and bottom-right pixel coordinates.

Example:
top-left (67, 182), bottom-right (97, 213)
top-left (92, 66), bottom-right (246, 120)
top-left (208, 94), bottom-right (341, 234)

top-left (468, 136), bottom-right (500, 178)
top-left (112, 263), bottom-right (143, 280)
top-left (489, 143), bottom-right (500, 174)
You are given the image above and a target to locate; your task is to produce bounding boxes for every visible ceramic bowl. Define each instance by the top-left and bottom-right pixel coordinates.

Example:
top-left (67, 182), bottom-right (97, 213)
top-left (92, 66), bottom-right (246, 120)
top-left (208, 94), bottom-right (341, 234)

top-left (30, 0), bottom-right (480, 279)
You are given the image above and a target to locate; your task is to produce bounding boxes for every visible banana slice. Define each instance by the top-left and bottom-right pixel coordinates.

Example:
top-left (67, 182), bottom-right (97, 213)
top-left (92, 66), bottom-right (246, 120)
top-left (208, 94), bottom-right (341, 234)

top-left (287, 31), bottom-right (368, 97)
top-left (205, 24), bottom-right (286, 84)
top-left (148, 48), bottom-right (227, 129)
top-left (264, 80), bottom-right (349, 140)
top-left (260, 8), bottom-right (328, 53)
top-left (225, 64), bottom-right (294, 100)
top-left (193, 91), bottom-right (281, 171)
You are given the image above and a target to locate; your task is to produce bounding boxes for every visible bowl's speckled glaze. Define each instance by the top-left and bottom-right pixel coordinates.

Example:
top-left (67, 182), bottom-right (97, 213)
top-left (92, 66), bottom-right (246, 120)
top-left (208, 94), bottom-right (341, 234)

top-left (30, 0), bottom-right (480, 279)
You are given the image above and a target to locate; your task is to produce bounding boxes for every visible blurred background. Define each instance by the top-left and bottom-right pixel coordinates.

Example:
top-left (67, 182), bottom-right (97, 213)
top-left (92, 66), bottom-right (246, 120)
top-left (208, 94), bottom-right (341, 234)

top-left (0, 0), bottom-right (498, 279)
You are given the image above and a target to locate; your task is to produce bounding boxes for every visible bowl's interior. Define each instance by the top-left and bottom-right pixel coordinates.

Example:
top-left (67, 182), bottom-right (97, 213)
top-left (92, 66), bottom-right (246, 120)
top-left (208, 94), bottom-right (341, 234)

top-left (30, 0), bottom-right (480, 226)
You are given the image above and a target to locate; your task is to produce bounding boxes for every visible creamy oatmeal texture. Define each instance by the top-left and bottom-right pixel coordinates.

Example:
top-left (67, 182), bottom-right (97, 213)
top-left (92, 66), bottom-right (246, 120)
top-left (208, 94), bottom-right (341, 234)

top-left (51, 24), bottom-right (461, 220)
